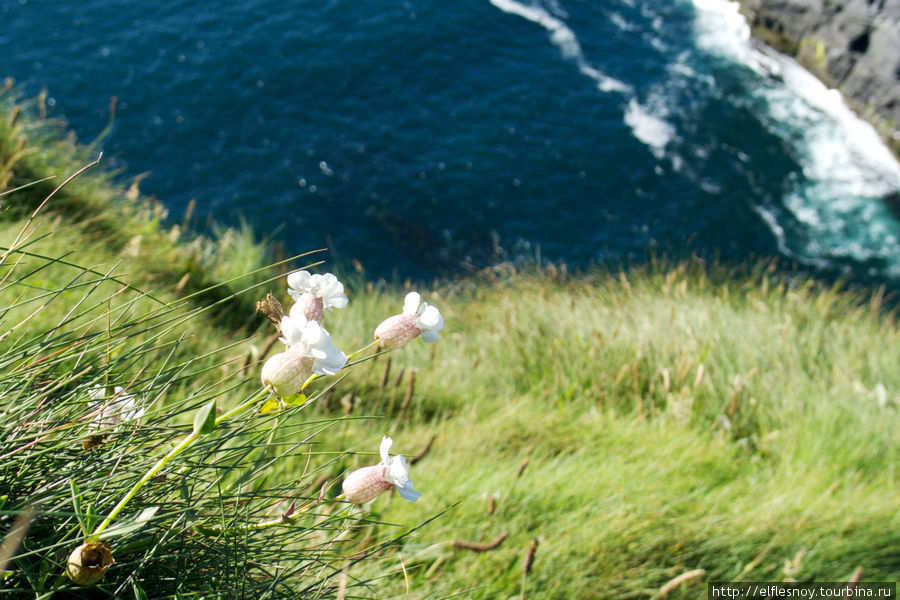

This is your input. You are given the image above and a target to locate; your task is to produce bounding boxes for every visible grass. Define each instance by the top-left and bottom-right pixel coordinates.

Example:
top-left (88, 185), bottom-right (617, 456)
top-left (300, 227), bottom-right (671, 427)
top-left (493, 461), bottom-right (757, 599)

top-left (318, 266), bottom-right (898, 598)
top-left (1, 90), bottom-right (898, 599)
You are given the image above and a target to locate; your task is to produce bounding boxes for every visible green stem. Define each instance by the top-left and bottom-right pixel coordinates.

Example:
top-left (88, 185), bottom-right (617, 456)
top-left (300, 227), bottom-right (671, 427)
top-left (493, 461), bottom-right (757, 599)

top-left (299, 339), bottom-right (382, 393)
top-left (345, 339), bottom-right (380, 361)
top-left (91, 386), bottom-right (271, 539)
top-left (249, 495), bottom-right (344, 531)
top-left (216, 386), bottom-right (271, 425)
top-left (91, 429), bottom-right (198, 538)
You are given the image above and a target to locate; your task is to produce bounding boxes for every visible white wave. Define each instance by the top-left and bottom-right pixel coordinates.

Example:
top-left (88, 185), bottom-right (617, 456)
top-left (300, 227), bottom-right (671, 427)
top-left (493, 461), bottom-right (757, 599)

top-left (489, 0), bottom-right (632, 94)
top-left (693, 0), bottom-right (900, 275)
top-left (608, 11), bottom-right (636, 32)
top-left (624, 99), bottom-right (674, 159)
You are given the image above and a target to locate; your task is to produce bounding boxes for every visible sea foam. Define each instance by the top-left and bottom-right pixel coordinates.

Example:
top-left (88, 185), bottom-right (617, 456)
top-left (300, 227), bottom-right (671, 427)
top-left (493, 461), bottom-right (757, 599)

top-left (489, 0), bottom-right (632, 94)
top-left (692, 0), bottom-right (900, 275)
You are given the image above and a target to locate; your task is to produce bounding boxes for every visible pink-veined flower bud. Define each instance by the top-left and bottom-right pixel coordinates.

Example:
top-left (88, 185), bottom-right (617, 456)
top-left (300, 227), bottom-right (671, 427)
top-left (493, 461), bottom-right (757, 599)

top-left (342, 436), bottom-right (421, 504)
top-left (373, 313), bottom-right (420, 350)
top-left (292, 292), bottom-right (324, 323)
top-left (260, 350), bottom-right (313, 397)
top-left (374, 292), bottom-right (443, 350)
top-left (342, 465), bottom-right (392, 504)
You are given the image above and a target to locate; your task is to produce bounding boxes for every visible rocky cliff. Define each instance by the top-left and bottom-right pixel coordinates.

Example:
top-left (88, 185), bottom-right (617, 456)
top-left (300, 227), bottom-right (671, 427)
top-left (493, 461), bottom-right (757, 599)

top-left (736, 0), bottom-right (900, 157)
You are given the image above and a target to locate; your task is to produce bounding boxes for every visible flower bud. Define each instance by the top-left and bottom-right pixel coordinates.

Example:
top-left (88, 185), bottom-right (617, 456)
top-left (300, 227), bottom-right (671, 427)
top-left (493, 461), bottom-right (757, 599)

top-left (292, 292), bottom-right (324, 324)
top-left (342, 465), bottom-right (391, 504)
top-left (374, 313), bottom-right (420, 350)
top-left (342, 436), bottom-right (421, 504)
top-left (260, 350), bottom-right (313, 397)
top-left (374, 292), bottom-right (443, 349)
top-left (66, 542), bottom-right (114, 585)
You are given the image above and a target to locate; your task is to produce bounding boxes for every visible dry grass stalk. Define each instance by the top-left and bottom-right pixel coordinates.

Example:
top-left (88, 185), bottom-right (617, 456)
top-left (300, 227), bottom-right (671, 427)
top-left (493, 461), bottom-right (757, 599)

top-left (451, 532), bottom-right (509, 552)
top-left (410, 435), bottom-right (436, 465)
top-left (336, 561), bottom-right (349, 600)
top-left (399, 370), bottom-right (416, 412)
top-left (655, 568), bottom-right (706, 598)
top-left (378, 356), bottom-right (392, 396)
top-left (0, 506), bottom-right (38, 573)
top-left (516, 457), bottom-right (530, 478)
top-left (522, 538), bottom-right (538, 575)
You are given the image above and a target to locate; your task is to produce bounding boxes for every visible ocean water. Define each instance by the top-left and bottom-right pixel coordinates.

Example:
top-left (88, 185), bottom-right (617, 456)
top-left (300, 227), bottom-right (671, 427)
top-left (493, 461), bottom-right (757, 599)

top-left (3, 0), bottom-right (899, 282)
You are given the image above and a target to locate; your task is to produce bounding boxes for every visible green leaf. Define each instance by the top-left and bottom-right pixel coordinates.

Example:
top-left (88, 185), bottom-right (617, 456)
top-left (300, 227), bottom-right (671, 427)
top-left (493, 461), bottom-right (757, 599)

top-left (193, 523), bottom-right (222, 538)
top-left (131, 581), bottom-right (149, 600)
top-left (259, 397), bottom-right (280, 414)
top-left (192, 399), bottom-right (217, 435)
top-left (85, 502), bottom-right (97, 534)
top-left (282, 393), bottom-right (306, 407)
top-left (97, 506), bottom-right (159, 540)
top-left (69, 480), bottom-right (88, 538)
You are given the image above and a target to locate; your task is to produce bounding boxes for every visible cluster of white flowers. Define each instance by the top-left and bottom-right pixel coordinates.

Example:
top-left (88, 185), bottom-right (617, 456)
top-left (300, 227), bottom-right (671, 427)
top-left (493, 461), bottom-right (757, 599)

top-left (286, 271), bottom-right (348, 323)
top-left (70, 269), bottom-right (443, 587)
top-left (260, 271), bottom-right (349, 397)
top-left (260, 270), bottom-right (444, 505)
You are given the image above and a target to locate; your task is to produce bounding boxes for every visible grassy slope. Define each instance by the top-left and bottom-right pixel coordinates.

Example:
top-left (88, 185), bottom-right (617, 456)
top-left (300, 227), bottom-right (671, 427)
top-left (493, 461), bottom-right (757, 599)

top-left (327, 268), bottom-right (899, 599)
top-left (2, 94), bottom-right (898, 599)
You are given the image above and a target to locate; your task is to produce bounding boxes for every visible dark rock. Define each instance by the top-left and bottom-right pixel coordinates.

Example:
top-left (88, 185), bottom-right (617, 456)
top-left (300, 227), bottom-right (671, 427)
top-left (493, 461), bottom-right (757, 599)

top-left (736, 0), bottom-right (900, 157)
top-left (883, 189), bottom-right (900, 218)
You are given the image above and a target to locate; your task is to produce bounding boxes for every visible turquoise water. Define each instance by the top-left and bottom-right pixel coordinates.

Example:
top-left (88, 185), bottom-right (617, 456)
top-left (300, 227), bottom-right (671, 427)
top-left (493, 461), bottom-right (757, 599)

top-left (3, 0), bottom-right (899, 281)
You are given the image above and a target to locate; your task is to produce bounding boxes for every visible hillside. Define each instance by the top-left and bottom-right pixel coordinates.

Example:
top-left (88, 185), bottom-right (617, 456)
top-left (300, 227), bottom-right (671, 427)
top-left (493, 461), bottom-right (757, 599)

top-left (1, 90), bottom-right (898, 599)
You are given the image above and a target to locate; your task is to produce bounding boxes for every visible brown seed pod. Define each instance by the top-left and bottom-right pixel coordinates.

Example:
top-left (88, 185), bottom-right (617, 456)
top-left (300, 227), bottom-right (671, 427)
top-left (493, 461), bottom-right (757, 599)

top-left (66, 542), bottom-right (114, 585)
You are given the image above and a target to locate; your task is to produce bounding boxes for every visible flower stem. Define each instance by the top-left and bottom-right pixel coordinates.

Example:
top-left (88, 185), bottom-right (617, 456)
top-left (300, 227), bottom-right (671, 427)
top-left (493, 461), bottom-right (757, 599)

top-left (90, 386), bottom-right (271, 539)
top-left (91, 429), bottom-right (198, 538)
top-left (298, 340), bottom-right (382, 393)
top-left (345, 339), bottom-right (380, 361)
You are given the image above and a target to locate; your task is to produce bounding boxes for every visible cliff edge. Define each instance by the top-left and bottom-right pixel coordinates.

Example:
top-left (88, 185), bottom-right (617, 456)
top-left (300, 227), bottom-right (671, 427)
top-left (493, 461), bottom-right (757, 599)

top-left (736, 0), bottom-right (900, 157)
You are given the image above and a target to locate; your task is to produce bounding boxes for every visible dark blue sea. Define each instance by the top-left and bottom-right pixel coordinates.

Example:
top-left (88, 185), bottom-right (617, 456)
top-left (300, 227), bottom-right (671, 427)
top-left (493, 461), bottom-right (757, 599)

top-left (3, 0), bottom-right (900, 282)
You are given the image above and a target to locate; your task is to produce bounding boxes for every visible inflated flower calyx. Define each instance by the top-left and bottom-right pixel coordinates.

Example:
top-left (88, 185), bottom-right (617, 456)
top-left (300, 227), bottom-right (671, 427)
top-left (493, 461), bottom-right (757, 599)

top-left (342, 436), bottom-right (421, 504)
top-left (374, 292), bottom-right (443, 350)
top-left (292, 292), bottom-right (324, 324)
top-left (260, 350), bottom-right (313, 397)
top-left (342, 465), bottom-right (392, 504)
top-left (66, 542), bottom-right (114, 585)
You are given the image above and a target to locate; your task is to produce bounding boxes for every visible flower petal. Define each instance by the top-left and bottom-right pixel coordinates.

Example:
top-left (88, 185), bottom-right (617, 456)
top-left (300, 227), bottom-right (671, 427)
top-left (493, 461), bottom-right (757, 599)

top-left (313, 345), bottom-right (347, 375)
top-left (420, 329), bottom-right (441, 343)
top-left (279, 315), bottom-right (306, 346)
top-left (402, 292), bottom-right (421, 315)
top-left (287, 270), bottom-right (312, 293)
top-left (385, 455), bottom-right (420, 502)
top-left (302, 320), bottom-right (325, 347)
top-left (417, 305), bottom-right (443, 331)
top-left (380, 436), bottom-right (393, 465)
top-left (396, 482), bottom-right (421, 502)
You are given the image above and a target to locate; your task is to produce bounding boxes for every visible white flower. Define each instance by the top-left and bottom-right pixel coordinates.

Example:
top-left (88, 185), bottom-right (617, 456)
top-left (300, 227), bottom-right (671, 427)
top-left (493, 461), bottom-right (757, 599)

top-left (279, 304), bottom-right (347, 376)
top-left (342, 436), bottom-right (421, 504)
top-left (374, 291), bottom-right (444, 349)
top-left (287, 271), bottom-right (348, 310)
top-left (88, 385), bottom-right (144, 430)
top-left (379, 436), bottom-right (421, 501)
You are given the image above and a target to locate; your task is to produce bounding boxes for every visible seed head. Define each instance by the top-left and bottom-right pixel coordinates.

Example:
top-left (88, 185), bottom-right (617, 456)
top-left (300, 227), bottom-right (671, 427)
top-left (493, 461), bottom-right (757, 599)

top-left (66, 542), bottom-right (114, 585)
